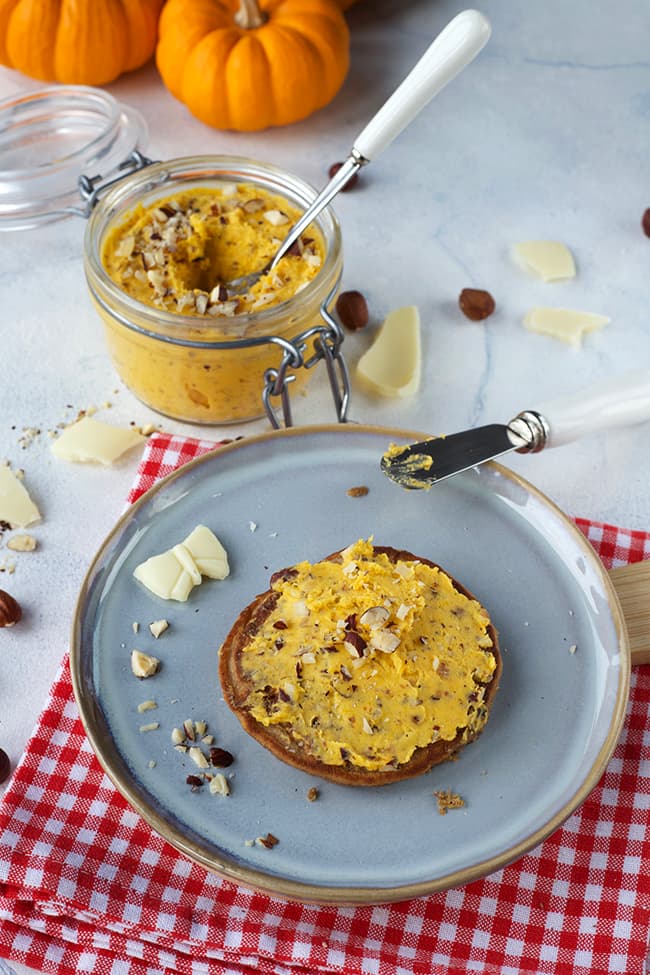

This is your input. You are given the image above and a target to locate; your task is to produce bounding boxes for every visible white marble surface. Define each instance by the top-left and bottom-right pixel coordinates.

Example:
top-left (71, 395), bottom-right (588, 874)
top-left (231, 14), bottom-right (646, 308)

top-left (1, 0), bottom-right (649, 971)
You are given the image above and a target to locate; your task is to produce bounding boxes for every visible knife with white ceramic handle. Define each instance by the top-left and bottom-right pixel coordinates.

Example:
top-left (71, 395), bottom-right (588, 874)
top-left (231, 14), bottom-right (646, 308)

top-left (381, 370), bottom-right (650, 489)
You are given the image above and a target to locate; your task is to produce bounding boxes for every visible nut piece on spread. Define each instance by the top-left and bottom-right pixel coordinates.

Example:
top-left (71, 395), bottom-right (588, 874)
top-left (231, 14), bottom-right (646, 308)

top-left (458, 288), bottom-right (495, 321)
top-left (336, 290), bottom-right (369, 331)
top-left (131, 650), bottom-right (160, 678)
top-left (0, 590), bottom-right (22, 627)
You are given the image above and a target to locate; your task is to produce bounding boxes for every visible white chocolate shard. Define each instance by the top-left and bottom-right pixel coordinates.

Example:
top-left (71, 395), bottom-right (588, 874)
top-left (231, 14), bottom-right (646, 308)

top-left (182, 525), bottom-right (229, 580)
top-left (523, 307), bottom-right (610, 347)
top-left (356, 306), bottom-right (421, 398)
top-left (51, 417), bottom-right (144, 465)
top-left (0, 465), bottom-right (41, 528)
top-left (133, 525), bottom-right (229, 601)
top-left (134, 549), bottom-right (196, 602)
top-left (512, 241), bottom-right (576, 282)
top-left (171, 544), bottom-right (202, 586)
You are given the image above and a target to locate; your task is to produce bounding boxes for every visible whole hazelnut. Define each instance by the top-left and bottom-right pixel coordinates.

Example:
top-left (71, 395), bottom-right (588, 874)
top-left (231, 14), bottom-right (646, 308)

top-left (642, 208), bottom-right (650, 238)
top-left (458, 288), bottom-right (496, 321)
top-left (0, 589), bottom-right (22, 627)
top-left (328, 162), bottom-right (359, 191)
top-left (0, 748), bottom-right (10, 784)
top-left (336, 290), bottom-right (369, 331)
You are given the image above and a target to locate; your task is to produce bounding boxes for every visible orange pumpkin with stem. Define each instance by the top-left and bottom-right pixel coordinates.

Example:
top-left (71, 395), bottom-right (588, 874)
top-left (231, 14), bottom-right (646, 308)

top-left (156, 0), bottom-right (350, 132)
top-left (0, 0), bottom-right (164, 85)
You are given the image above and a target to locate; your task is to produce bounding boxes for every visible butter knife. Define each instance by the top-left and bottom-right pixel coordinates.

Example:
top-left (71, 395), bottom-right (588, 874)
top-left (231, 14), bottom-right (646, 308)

top-left (381, 370), bottom-right (650, 489)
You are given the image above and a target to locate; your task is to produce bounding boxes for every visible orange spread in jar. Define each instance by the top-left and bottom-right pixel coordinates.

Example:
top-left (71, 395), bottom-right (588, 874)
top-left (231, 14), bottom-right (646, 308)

top-left (101, 185), bottom-right (325, 316)
top-left (94, 184), bottom-right (334, 424)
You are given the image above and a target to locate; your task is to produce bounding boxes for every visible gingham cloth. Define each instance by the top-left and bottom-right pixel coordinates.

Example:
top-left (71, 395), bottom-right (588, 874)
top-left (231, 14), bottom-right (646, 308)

top-left (0, 432), bottom-right (648, 975)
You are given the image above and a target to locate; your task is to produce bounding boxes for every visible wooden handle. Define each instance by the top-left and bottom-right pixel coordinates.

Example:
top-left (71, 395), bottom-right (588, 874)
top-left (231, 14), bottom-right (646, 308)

top-left (608, 560), bottom-right (650, 666)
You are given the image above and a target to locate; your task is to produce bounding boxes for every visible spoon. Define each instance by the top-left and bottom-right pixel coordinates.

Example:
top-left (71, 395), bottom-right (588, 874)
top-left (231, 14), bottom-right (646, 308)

top-left (226, 8), bottom-right (491, 296)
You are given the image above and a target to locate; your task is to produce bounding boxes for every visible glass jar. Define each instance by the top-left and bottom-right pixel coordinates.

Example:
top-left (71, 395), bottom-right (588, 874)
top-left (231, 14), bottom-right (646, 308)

top-left (83, 155), bottom-right (345, 425)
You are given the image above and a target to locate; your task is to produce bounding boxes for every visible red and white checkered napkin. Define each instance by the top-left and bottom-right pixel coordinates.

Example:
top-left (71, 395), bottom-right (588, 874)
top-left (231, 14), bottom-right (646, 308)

top-left (1, 432), bottom-right (649, 975)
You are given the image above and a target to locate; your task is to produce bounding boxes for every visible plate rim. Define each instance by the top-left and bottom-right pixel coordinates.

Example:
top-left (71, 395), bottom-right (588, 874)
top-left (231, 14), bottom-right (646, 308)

top-left (70, 423), bottom-right (631, 904)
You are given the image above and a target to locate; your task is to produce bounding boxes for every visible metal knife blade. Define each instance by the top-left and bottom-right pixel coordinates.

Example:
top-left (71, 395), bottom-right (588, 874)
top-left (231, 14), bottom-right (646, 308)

top-left (380, 423), bottom-right (530, 490)
top-left (381, 370), bottom-right (650, 490)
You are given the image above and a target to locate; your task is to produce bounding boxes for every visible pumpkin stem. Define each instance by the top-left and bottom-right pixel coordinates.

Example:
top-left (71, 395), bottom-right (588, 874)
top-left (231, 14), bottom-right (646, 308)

top-left (234, 0), bottom-right (268, 29)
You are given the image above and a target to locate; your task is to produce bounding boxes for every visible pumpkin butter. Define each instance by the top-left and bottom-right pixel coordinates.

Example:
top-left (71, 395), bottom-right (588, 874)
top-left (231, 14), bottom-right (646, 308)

top-left (93, 179), bottom-right (334, 424)
top-left (235, 539), bottom-right (497, 772)
top-left (102, 184), bottom-right (325, 316)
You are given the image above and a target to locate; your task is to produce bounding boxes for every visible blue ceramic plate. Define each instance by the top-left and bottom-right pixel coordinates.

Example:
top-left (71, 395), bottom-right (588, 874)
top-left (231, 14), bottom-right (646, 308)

top-left (71, 425), bottom-right (629, 904)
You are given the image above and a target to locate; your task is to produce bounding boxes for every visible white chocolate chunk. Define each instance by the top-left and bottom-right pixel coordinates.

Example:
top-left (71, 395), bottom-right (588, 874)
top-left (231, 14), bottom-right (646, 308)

top-left (171, 544), bottom-right (202, 586)
top-left (182, 525), bottom-right (229, 580)
top-left (133, 525), bottom-right (229, 601)
top-left (356, 306), bottom-right (421, 398)
top-left (512, 241), bottom-right (576, 282)
top-left (51, 417), bottom-right (144, 465)
top-left (523, 307), bottom-right (610, 347)
top-left (0, 465), bottom-right (41, 528)
top-left (134, 549), bottom-right (195, 601)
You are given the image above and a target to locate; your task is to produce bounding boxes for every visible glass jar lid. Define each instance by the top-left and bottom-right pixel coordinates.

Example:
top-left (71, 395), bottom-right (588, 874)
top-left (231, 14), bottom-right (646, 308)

top-left (0, 84), bottom-right (147, 231)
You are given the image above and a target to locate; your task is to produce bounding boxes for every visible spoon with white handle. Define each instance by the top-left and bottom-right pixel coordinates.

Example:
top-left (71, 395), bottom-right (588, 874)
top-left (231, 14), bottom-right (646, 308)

top-left (226, 9), bottom-right (491, 295)
top-left (381, 370), bottom-right (650, 488)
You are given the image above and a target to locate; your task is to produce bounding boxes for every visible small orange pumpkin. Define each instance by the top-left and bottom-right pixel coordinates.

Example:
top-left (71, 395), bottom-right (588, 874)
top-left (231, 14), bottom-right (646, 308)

top-left (156, 0), bottom-right (350, 132)
top-left (0, 0), bottom-right (164, 85)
